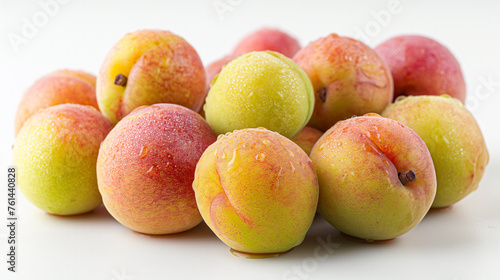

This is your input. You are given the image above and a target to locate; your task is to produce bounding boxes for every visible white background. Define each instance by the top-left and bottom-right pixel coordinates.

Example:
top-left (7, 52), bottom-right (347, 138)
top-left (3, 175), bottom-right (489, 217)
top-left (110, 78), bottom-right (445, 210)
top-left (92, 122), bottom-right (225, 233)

top-left (1, 0), bottom-right (500, 279)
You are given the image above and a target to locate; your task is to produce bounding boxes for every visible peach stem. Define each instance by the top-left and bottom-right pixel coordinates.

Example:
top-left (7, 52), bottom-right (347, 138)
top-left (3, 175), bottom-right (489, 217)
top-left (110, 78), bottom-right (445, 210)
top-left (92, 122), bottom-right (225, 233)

top-left (317, 87), bottom-right (327, 102)
top-left (114, 74), bottom-right (128, 86)
top-left (398, 170), bottom-right (416, 185)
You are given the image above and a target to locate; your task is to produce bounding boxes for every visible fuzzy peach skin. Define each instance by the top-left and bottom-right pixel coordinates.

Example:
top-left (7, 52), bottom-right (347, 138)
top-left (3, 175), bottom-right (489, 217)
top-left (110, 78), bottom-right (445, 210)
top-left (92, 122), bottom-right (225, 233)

top-left (14, 69), bottom-right (98, 136)
top-left (293, 34), bottom-right (393, 132)
top-left (232, 27), bottom-right (301, 58)
top-left (375, 35), bottom-right (466, 103)
top-left (193, 128), bottom-right (319, 254)
top-left (13, 104), bottom-right (112, 215)
top-left (382, 95), bottom-right (489, 208)
top-left (291, 126), bottom-right (323, 155)
top-left (310, 114), bottom-right (436, 241)
top-left (96, 29), bottom-right (206, 125)
top-left (53, 69), bottom-right (97, 87)
top-left (97, 103), bottom-right (217, 234)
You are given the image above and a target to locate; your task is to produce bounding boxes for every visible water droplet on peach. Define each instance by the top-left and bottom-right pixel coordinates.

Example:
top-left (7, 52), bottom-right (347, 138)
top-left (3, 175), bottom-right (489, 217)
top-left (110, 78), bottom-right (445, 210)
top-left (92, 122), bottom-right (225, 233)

top-left (139, 146), bottom-right (148, 158)
top-left (283, 146), bottom-right (294, 157)
top-left (255, 153), bottom-right (266, 162)
top-left (318, 143), bottom-right (326, 151)
top-left (228, 149), bottom-right (240, 172)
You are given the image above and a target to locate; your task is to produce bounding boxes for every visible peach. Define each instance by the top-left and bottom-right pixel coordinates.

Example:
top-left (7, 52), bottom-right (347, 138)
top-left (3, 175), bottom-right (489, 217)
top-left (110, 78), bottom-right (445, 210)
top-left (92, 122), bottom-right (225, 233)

top-left (14, 69), bottom-right (99, 136)
top-left (97, 104), bottom-right (217, 234)
top-left (232, 27), bottom-right (301, 58)
top-left (199, 54), bottom-right (239, 118)
top-left (205, 54), bottom-right (238, 91)
top-left (310, 114), bottom-right (436, 241)
top-left (291, 126), bottom-right (323, 155)
top-left (375, 35), bottom-right (466, 103)
top-left (382, 95), bottom-right (489, 208)
top-left (204, 51), bottom-right (314, 139)
top-left (193, 128), bottom-right (318, 255)
top-left (293, 34), bottom-right (393, 132)
top-left (13, 104), bottom-right (112, 215)
top-left (96, 29), bottom-right (206, 124)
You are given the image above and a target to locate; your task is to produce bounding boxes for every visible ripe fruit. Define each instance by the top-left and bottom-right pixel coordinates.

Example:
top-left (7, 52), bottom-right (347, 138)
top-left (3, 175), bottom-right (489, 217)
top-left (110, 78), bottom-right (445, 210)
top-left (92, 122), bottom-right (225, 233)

top-left (382, 95), bottom-right (489, 208)
top-left (199, 54), bottom-right (239, 118)
top-left (13, 104), bottom-right (112, 215)
top-left (291, 126), bottom-right (323, 155)
top-left (293, 34), bottom-right (393, 132)
top-left (375, 35), bottom-right (466, 103)
top-left (310, 114), bottom-right (436, 241)
top-left (97, 104), bottom-right (217, 234)
top-left (204, 51), bottom-right (314, 138)
top-left (205, 54), bottom-right (238, 93)
top-left (232, 27), bottom-right (301, 58)
top-left (14, 69), bottom-right (98, 136)
top-left (193, 128), bottom-right (318, 256)
top-left (96, 29), bottom-right (206, 124)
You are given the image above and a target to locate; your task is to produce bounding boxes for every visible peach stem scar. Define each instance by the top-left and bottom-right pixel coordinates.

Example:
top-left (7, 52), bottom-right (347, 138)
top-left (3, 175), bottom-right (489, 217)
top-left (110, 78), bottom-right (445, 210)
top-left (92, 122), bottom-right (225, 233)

top-left (398, 170), bottom-right (416, 185)
top-left (114, 74), bottom-right (128, 86)
top-left (317, 87), bottom-right (327, 102)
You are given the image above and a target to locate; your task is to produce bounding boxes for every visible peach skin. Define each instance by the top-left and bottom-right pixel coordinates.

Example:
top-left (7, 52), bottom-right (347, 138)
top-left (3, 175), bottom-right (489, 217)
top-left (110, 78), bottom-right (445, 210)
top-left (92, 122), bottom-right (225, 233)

top-left (14, 69), bottom-right (98, 136)
top-left (96, 29), bottom-right (206, 124)
top-left (97, 103), bottom-right (217, 234)
top-left (13, 104), bottom-right (112, 215)
top-left (293, 34), bottom-right (393, 132)
top-left (291, 126), bottom-right (323, 155)
top-left (375, 35), bottom-right (466, 103)
top-left (193, 128), bottom-right (319, 256)
top-left (310, 114), bottom-right (436, 242)
top-left (232, 27), bottom-right (301, 58)
top-left (382, 95), bottom-right (489, 208)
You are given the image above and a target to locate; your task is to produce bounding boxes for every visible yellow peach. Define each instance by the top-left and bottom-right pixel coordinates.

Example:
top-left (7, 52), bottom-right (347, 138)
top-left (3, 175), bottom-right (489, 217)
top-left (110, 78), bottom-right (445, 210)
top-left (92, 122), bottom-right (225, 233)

top-left (193, 128), bottom-right (318, 255)
top-left (97, 29), bottom-right (206, 124)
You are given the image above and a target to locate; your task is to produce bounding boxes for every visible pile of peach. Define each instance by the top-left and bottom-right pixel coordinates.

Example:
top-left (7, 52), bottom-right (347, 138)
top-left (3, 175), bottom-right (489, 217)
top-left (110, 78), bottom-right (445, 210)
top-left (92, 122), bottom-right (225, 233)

top-left (13, 28), bottom-right (489, 257)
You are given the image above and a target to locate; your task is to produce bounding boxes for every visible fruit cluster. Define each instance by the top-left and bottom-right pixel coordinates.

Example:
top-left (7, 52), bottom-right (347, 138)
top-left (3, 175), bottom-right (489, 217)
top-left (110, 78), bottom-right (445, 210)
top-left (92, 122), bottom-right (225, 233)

top-left (13, 28), bottom-right (489, 257)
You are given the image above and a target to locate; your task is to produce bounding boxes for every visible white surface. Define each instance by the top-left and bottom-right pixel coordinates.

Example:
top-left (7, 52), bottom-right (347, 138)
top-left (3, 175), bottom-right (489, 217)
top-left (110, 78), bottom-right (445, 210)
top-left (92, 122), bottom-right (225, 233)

top-left (1, 1), bottom-right (500, 279)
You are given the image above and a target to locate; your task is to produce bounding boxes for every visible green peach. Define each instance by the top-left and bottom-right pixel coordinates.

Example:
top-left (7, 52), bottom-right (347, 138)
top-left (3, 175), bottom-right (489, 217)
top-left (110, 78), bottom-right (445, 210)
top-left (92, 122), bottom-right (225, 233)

top-left (13, 104), bottom-right (112, 215)
top-left (193, 128), bottom-right (318, 255)
top-left (204, 51), bottom-right (314, 138)
top-left (382, 95), bottom-right (489, 208)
